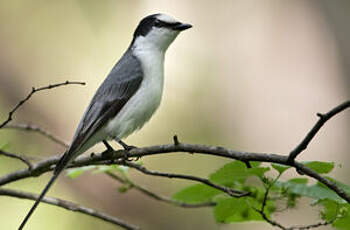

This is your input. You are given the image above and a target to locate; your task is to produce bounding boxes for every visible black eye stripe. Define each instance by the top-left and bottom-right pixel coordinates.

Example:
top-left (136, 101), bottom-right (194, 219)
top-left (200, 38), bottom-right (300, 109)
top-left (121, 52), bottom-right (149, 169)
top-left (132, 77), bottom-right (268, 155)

top-left (155, 20), bottom-right (181, 28)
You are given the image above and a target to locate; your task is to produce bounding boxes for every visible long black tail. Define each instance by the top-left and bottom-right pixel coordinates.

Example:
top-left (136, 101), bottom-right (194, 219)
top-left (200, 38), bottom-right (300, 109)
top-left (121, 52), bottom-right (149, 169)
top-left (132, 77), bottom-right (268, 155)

top-left (18, 172), bottom-right (60, 229)
top-left (18, 151), bottom-right (72, 230)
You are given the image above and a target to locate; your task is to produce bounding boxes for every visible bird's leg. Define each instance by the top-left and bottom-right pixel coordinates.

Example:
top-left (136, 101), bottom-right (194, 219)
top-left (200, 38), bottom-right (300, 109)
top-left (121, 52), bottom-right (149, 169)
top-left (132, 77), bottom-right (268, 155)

top-left (102, 140), bottom-right (115, 161)
top-left (114, 137), bottom-right (136, 151)
top-left (113, 137), bottom-right (137, 161)
top-left (103, 140), bottom-right (114, 150)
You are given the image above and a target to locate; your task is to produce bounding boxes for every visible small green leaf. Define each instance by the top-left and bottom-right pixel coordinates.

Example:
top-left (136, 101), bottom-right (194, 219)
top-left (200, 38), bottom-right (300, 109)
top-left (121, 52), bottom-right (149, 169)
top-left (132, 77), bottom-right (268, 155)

top-left (302, 161), bottom-right (334, 174)
top-left (275, 179), bottom-right (345, 203)
top-left (94, 165), bottom-right (129, 174)
top-left (272, 163), bottom-right (290, 174)
top-left (209, 161), bottom-right (269, 186)
top-left (319, 199), bottom-right (339, 221)
top-left (94, 165), bottom-right (117, 173)
top-left (66, 166), bottom-right (96, 179)
top-left (318, 199), bottom-right (350, 229)
top-left (214, 198), bottom-right (264, 223)
top-left (333, 204), bottom-right (350, 229)
top-left (118, 184), bottom-right (131, 193)
top-left (173, 184), bottom-right (222, 203)
top-left (288, 178), bottom-right (308, 184)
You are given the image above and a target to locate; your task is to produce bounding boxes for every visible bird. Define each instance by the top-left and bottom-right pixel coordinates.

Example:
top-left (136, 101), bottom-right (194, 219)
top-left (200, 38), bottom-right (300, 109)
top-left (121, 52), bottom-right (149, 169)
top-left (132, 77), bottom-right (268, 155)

top-left (18, 13), bottom-right (192, 229)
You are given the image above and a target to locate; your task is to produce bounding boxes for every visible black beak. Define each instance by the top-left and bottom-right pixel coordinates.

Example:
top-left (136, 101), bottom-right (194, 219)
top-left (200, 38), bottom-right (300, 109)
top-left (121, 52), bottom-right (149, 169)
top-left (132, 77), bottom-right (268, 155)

top-left (173, 23), bottom-right (192, 31)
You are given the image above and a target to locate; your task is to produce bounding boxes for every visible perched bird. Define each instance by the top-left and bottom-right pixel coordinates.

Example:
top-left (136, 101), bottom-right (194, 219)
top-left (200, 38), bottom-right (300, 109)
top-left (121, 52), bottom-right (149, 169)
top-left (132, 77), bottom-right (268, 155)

top-left (19, 13), bottom-right (192, 229)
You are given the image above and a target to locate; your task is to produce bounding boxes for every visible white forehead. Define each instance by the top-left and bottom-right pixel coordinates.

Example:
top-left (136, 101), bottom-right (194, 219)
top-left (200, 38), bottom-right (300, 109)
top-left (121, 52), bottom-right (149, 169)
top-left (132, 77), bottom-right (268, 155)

top-left (156, 14), bottom-right (179, 23)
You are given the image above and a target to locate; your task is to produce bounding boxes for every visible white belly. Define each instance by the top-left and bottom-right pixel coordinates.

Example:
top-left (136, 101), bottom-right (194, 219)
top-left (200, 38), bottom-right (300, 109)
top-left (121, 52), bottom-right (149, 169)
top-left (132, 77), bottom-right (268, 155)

top-left (105, 48), bottom-right (165, 139)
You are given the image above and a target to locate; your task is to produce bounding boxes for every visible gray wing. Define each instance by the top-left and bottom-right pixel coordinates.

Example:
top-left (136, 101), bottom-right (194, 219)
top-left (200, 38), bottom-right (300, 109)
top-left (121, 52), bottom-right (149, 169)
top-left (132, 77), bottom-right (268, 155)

top-left (67, 50), bottom-right (143, 156)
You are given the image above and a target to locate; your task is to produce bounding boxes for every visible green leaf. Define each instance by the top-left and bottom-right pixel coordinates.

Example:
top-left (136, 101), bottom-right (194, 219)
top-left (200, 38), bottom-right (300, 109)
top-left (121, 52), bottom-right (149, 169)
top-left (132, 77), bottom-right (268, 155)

top-left (209, 161), bottom-right (269, 186)
top-left (272, 163), bottom-right (290, 174)
top-left (319, 199), bottom-right (339, 221)
top-left (288, 178), bottom-right (308, 184)
top-left (118, 184), bottom-right (131, 193)
top-left (302, 161), bottom-right (334, 174)
top-left (333, 204), bottom-right (350, 230)
top-left (66, 166), bottom-right (96, 179)
top-left (93, 165), bottom-right (129, 174)
top-left (214, 198), bottom-right (265, 223)
top-left (275, 179), bottom-right (345, 203)
top-left (173, 184), bottom-right (222, 203)
top-left (319, 199), bottom-right (350, 230)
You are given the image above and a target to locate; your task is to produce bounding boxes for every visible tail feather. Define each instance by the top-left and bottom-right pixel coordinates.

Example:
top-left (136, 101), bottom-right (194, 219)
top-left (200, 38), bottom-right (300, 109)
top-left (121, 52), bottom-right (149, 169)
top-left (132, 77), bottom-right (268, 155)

top-left (18, 151), bottom-right (72, 230)
top-left (18, 172), bottom-right (59, 230)
top-left (54, 150), bottom-right (73, 175)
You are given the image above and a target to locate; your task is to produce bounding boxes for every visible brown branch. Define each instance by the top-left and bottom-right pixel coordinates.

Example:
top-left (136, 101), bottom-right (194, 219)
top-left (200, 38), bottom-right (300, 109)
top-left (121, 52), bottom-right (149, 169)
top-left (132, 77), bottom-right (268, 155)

top-left (0, 142), bottom-right (349, 203)
top-left (254, 176), bottom-right (287, 230)
top-left (0, 188), bottom-right (140, 230)
top-left (106, 172), bottom-right (216, 208)
top-left (0, 81), bottom-right (86, 129)
top-left (0, 149), bottom-right (33, 169)
top-left (255, 206), bottom-right (287, 230)
top-left (118, 160), bottom-right (249, 197)
top-left (4, 123), bottom-right (69, 148)
top-left (288, 221), bottom-right (334, 230)
top-left (287, 100), bottom-right (350, 163)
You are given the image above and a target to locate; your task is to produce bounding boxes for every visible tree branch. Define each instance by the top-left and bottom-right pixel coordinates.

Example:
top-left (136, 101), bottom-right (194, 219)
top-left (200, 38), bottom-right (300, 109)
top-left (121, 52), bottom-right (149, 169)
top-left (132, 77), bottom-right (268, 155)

top-left (0, 81), bottom-right (86, 129)
top-left (287, 100), bottom-right (350, 162)
top-left (254, 175), bottom-right (287, 230)
top-left (0, 140), bottom-right (349, 203)
top-left (118, 160), bottom-right (249, 197)
top-left (288, 221), bottom-right (334, 230)
top-left (4, 123), bottom-right (69, 148)
top-left (0, 149), bottom-right (33, 169)
top-left (106, 172), bottom-right (216, 208)
top-left (0, 188), bottom-right (140, 230)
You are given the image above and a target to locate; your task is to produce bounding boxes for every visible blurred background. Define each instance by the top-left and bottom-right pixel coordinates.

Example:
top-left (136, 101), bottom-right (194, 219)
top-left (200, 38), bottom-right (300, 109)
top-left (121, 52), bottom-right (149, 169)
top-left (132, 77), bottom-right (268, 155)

top-left (0, 0), bottom-right (349, 229)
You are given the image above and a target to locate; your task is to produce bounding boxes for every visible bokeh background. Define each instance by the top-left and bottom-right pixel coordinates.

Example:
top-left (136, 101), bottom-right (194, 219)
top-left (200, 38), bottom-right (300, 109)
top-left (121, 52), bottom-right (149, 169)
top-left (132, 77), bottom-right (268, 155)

top-left (0, 1), bottom-right (349, 229)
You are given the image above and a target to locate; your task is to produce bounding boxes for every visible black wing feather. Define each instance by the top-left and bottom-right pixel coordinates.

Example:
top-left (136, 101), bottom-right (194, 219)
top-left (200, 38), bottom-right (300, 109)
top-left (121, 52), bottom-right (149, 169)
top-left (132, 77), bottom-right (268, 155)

top-left (55, 50), bottom-right (143, 173)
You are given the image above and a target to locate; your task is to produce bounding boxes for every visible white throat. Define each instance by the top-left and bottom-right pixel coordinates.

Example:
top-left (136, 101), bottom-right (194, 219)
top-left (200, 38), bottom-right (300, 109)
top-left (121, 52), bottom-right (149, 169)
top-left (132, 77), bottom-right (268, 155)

top-left (132, 37), bottom-right (165, 84)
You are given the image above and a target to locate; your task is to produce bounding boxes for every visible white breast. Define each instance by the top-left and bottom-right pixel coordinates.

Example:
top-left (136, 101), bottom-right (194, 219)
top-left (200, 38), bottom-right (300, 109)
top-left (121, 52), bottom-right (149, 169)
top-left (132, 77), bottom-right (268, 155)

top-left (105, 43), bottom-right (165, 139)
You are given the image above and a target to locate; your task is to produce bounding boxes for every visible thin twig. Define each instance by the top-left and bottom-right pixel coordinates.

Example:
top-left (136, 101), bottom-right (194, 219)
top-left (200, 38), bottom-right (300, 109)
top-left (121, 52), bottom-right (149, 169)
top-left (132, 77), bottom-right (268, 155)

top-left (287, 221), bottom-right (334, 230)
top-left (0, 188), bottom-right (140, 230)
top-left (4, 123), bottom-right (69, 148)
top-left (0, 81), bottom-right (86, 129)
top-left (173, 135), bottom-right (180, 146)
top-left (107, 172), bottom-right (216, 208)
top-left (0, 149), bottom-right (33, 169)
top-left (255, 207), bottom-right (287, 230)
top-left (118, 161), bottom-right (249, 197)
top-left (254, 175), bottom-right (287, 230)
top-left (287, 100), bottom-right (350, 162)
top-left (255, 175), bottom-right (335, 230)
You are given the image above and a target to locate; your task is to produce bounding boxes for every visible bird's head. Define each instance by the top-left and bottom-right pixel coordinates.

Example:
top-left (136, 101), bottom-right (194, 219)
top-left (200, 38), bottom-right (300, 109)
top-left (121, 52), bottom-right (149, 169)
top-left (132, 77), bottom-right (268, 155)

top-left (132, 13), bottom-right (192, 52)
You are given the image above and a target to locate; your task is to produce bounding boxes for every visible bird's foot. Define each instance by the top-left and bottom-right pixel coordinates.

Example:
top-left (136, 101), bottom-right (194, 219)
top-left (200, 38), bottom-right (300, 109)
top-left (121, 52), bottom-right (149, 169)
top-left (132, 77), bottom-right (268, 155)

top-left (114, 137), bottom-right (138, 161)
top-left (117, 139), bottom-right (137, 151)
